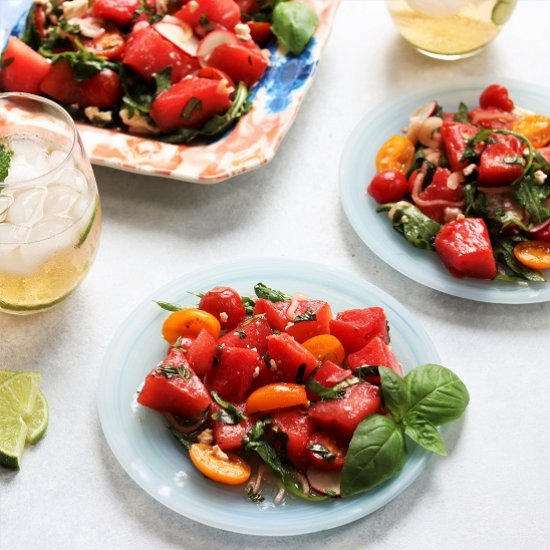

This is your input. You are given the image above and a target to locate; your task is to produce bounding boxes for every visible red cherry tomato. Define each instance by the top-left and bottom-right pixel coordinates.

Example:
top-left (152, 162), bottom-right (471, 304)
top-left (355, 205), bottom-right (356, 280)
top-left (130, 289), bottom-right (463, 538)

top-left (367, 169), bottom-right (409, 204)
top-left (247, 21), bottom-right (272, 45)
top-left (198, 286), bottom-right (246, 330)
top-left (79, 69), bottom-right (123, 108)
top-left (479, 84), bottom-right (514, 112)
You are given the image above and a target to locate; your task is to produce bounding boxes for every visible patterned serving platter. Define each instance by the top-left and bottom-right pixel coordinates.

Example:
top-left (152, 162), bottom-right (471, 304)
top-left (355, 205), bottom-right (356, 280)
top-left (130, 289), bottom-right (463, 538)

top-left (2, 0), bottom-right (340, 183)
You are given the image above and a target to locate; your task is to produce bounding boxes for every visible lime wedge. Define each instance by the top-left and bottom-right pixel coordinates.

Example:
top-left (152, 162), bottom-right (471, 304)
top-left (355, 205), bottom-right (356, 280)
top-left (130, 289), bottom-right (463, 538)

top-left (0, 415), bottom-right (27, 469)
top-left (0, 371), bottom-right (41, 417)
top-left (24, 389), bottom-right (49, 444)
top-left (491, 0), bottom-right (516, 25)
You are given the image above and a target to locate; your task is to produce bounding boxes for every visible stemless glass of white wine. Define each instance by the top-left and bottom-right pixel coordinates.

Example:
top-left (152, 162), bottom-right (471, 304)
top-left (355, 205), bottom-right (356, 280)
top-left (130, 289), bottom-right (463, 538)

top-left (0, 92), bottom-right (101, 314)
top-left (386, 0), bottom-right (517, 60)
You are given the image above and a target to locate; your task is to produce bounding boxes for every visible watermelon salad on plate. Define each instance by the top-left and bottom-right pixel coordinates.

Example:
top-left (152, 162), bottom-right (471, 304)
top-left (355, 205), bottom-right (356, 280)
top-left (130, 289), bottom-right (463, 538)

top-left (137, 282), bottom-right (469, 503)
top-left (367, 83), bottom-right (550, 284)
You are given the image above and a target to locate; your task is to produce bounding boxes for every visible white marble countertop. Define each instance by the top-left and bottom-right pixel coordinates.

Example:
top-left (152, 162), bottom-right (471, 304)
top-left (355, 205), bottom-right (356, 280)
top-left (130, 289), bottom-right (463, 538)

top-left (2, 1), bottom-right (550, 548)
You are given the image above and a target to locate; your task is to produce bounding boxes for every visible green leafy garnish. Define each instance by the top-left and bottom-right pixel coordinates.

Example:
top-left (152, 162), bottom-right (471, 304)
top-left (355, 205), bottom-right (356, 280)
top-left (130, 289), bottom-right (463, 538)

top-left (241, 296), bottom-right (256, 315)
top-left (211, 391), bottom-right (248, 425)
top-left (493, 236), bottom-right (546, 282)
top-left (272, 1), bottom-right (318, 55)
top-left (306, 443), bottom-right (336, 461)
top-left (378, 202), bottom-right (441, 251)
top-left (0, 143), bottom-right (14, 184)
top-left (453, 101), bottom-right (470, 123)
top-left (293, 308), bottom-right (316, 323)
top-left (155, 300), bottom-right (184, 312)
top-left (513, 175), bottom-right (550, 225)
top-left (254, 282), bottom-right (292, 302)
top-left (156, 363), bottom-right (192, 380)
top-left (305, 377), bottom-right (360, 400)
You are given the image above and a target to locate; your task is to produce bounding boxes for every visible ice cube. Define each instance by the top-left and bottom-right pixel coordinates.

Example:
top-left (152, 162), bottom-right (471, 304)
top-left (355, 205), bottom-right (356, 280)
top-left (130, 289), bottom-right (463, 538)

top-left (0, 223), bottom-right (31, 253)
top-left (48, 149), bottom-right (70, 170)
top-left (3, 160), bottom-right (39, 184)
top-left (8, 138), bottom-right (47, 164)
top-left (6, 187), bottom-right (46, 226)
top-left (0, 194), bottom-right (14, 222)
top-left (28, 215), bottom-right (73, 242)
top-left (43, 184), bottom-right (80, 217)
top-left (71, 192), bottom-right (91, 220)
top-left (57, 167), bottom-right (88, 193)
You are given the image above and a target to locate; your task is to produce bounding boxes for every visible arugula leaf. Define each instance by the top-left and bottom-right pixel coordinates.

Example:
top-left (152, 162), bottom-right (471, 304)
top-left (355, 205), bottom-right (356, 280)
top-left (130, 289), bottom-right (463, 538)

top-left (211, 391), bottom-right (248, 425)
top-left (378, 201), bottom-right (441, 251)
top-left (513, 175), bottom-right (550, 225)
top-left (272, 1), bottom-right (318, 55)
top-left (153, 67), bottom-right (172, 94)
top-left (0, 143), bottom-right (14, 185)
top-left (453, 101), bottom-right (470, 123)
top-left (340, 414), bottom-right (407, 497)
top-left (493, 236), bottom-right (546, 282)
top-left (463, 182), bottom-right (477, 215)
top-left (305, 377), bottom-right (360, 400)
top-left (254, 282), bottom-right (292, 302)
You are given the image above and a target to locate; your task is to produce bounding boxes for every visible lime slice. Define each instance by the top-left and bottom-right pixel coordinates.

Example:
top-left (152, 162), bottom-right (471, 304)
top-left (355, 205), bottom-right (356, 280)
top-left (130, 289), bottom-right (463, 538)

top-left (76, 202), bottom-right (99, 248)
top-left (0, 371), bottom-right (41, 417)
top-left (0, 415), bottom-right (27, 469)
top-left (24, 389), bottom-right (49, 444)
top-left (491, 0), bottom-right (516, 25)
top-left (0, 370), bottom-right (14, 384)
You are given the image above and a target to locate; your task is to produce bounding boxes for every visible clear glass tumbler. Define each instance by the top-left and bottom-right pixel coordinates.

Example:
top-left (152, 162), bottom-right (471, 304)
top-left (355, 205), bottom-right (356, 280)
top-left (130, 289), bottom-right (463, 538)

top-left (386, 0), bottom-right (517, 60)
top-left (0, 92), bottom-right (102, 314)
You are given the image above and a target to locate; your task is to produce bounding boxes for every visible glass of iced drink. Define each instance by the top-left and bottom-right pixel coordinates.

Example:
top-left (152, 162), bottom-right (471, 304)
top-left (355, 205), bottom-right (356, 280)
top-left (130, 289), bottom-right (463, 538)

top-left (386, 0), bottom-right (517, 60)
top-left (0, 93), bottom-right (101, 314)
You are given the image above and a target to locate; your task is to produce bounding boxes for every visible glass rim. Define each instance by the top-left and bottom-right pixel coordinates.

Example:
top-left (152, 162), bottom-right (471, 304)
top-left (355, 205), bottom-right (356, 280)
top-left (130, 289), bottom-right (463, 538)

top-left (0, 91), bottom-right (78, 186)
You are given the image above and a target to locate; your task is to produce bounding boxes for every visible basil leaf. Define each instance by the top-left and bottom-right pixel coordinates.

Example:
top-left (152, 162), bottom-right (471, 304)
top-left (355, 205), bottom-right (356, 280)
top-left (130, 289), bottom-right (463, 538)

top-left (241, 296), bottom-right (256, 315)
top-left (153, 67), bottom-right (172, 94)
top-left (378, 201), bottom-right (441, 250)
top-left (340, 414), bottom-right (407, 497)
top-left (352, 365), bottom-right (380, 380)
top-left (155, 300), bottom-right (184, 312)
top-left (272, 1), bottom-right (318, 55)
top-left (293, 307), bottom-right (316, 323)
top-left (404, 414), bottom-right (447, 456)
top-left (254, 282), bottom-right (292, 302)
top-left (181, 97), bottom-right (203, 121)
top-left (379, 366), bottom-right (407, 422)
top-left (169, 426), bottom-right (193, 451)
top-left (306, 442), bottom-right (336, 461)
top-left (403, 364), bottom-right (469, 425)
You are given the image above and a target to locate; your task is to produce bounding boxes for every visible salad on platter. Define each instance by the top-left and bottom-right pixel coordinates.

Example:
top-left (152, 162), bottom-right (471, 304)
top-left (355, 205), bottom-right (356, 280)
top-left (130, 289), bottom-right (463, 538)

top-left (367, 84), bottom-right (550, 283)
top-left (0, 0), bottom-right (318, 143)
top-left (137, 283), bottom-right (469, 503)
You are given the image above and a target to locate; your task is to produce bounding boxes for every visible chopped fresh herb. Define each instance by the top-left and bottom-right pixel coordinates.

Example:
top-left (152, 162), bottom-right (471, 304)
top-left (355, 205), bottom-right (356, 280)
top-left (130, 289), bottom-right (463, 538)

top-left (295, 363), bottom-right (306, 385)
top-left (156, 364), bottom-right (192, 380)
top-left (237, 330), bottom-right (247, 339)
top-left (200, 14), bottom-right (209, 25)
top-left (254, 282), bottom-right (292, 302)
top-left (453, 101), bottom-right (470, 123)
top-left (305, 377), bottom-right (360, 400)
top-left (211, 391), bottom-right (248, 425)
top-left (241, 296), bottom-right (256, 315)
top-left (0, 143), bottom-right (14, 184)
top-left (182, 97), bottom-right (203, 120)
top-left (246, 485), bottom-right (265, 503)
top-left (306, 443), bottom-right (336, 461)
top-left (1, 57), bottom-right (14, 70)
top-left (293, 308), bottom-right (316, 323)
top-left (154, 67), bottom-right (172, 94)
top-left (353, 365), bottom-right (381, 381)
top-left (503, 155), bottom-right (526, 166)
top-left (155, 300), bottom-right (184, 312)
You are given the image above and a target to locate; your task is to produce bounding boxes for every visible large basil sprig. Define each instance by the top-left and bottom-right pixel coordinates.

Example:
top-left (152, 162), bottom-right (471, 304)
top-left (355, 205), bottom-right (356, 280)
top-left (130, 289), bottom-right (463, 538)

top-left (340, 364), bottom-right (469, 498)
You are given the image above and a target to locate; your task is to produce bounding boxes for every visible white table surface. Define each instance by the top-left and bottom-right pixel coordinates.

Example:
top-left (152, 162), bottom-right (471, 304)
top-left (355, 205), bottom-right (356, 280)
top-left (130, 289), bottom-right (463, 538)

top-left (2, 1), bottom-right (550, 548)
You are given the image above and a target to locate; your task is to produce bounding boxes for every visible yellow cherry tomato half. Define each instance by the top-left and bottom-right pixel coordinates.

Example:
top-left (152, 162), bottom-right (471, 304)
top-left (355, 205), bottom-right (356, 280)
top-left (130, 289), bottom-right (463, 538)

top-left (246, 383), bottom-right (308, 414)
top-left (512, 115), bottom-right (550, 148)
top-left (189, 443), bottom-right (251, 485)
top-left (301, 334), bottom-right (345, 365)
top-left (375, 135), bottom-right (415, 174)
top-left (162, 308), bottom-right (221, 344)
top-left (513, 241), bottom-right (550, 270)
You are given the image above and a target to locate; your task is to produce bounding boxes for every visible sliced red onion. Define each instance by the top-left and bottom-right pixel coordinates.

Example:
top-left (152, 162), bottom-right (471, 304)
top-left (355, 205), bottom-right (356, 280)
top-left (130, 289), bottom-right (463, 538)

top-left (406, 100), bottom-right (437, 143)
top-left (306, 466), bottom-right (341, 497)
top-left (418, 116), bottom-right (443, 149)
top-left (164, 411), bottom-right (207, 434)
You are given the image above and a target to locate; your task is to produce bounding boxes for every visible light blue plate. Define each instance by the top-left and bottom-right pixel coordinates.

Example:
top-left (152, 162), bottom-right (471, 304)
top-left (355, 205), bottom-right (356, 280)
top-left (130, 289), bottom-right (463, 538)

top-left (340, 77), bottom-right (550, 304)
top-left (98, 258), bottom-right (440, 536)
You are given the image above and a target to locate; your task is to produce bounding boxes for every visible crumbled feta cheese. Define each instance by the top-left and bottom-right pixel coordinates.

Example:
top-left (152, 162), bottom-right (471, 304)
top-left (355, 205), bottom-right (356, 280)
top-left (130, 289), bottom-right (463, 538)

top-left (68, 16), bottom-right (105, 38)
top-left (463, 163), bottom-right (477, 176)
top-left (197, 429), bottom-right (213, 445)
top-left (120, 109), bottom-right (160, 134)
top-left (212, 445), bottom-right (229, 461)
top-left (62, 0), bottom-right (88, 20)
top-left (84, 106), bottom-right (112, 123)
top-left (401, 215), bottom-right (409, 224)
top-left (284, 322), bottom-right (295, 331)
top-left (523, 148), bottom-right (530, 157)
top-left (219, 312), bottom-right (228, 323)
top-left (534, 170), bottom-right (548, 184)
top-left (269, 359), bottom-right (277, 371)
top-left (188, 0), bottom-right (199, 12)
top-left (252, 366), bottom-right (260, 378)
top-left (234, 22), bottom-right (252, 42)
